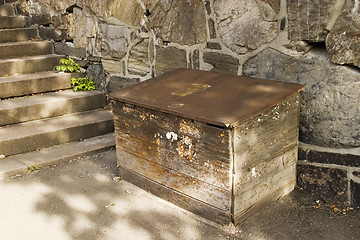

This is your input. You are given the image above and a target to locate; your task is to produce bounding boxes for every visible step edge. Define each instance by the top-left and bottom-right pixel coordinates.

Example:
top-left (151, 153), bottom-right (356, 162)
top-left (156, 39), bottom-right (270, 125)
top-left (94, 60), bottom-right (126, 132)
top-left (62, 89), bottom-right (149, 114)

top-left (0, 71), bottom-right (81, 81)
top-left (0, 91), bottom-right (107, 125)
top-left (0, 90), bottom-right (105, 109)
top-left (0, 133), bottom-right (116, 180)
top-left (0, 40), bottom-right (52, 47)
top-left (0, 112), bottom-right (114, 156)
top-left (0, 109), bottom-right (114, 140)
top-left (0, 53), bottom-right (61, 62)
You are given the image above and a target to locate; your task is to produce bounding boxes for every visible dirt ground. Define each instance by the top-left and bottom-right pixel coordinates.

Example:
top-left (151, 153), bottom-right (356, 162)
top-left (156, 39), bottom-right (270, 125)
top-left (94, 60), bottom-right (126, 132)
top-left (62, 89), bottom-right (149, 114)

top-left (0, 150), bottom-right (359, 240)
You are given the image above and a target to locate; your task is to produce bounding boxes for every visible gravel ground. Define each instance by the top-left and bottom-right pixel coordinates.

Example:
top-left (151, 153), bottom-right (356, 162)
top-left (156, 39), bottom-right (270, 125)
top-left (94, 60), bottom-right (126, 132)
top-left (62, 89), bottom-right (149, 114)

top-left (0, 149), bottom-right (358, 240)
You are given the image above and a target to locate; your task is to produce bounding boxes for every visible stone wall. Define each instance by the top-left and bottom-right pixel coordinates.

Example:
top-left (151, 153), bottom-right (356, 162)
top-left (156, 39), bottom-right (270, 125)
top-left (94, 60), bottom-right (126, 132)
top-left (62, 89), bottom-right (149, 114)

top-left (12, 0), bottom-right (359, 205)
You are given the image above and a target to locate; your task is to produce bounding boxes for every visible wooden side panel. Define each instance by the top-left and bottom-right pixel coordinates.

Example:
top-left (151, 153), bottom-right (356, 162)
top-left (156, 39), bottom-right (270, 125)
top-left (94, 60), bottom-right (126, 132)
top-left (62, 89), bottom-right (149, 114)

top-left (113, 101), bottom-right (232, 190)
top-left (232, 94), bottom-right (300, 221)
top-left (116, 148), bottom-right (232, 211)
top-left (119, 165), bottom-right (232, 225)
top-left (113, 115), bottom-right (230, 164)
top-left (233, 180), bottom-right (295, 225)
top-left (233, 162), bottom-right (296, 217)
top-left (235, 145), bottom-right (298, 191)
top-left (116, 132), bottom-right (231, 189)
top-left (233, 93), bottom-right (300, 188)
top-left (113, 101), bottom-right (231, 162)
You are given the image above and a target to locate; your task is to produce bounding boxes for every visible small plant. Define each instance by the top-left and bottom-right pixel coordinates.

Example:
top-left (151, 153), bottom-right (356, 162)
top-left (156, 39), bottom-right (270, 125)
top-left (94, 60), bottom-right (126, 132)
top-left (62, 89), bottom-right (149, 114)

top-left (55, 56), bottom-right (80, 73)
top-left (71, 75), bottom-right (96, 91)
top-left (28, 164), bottom-right (42, 173)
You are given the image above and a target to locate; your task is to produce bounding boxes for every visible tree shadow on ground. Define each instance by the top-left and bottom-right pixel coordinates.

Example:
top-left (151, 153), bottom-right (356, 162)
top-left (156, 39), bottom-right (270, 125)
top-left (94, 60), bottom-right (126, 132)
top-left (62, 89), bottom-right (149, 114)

top-left (1, 150), bottom-right (359, 240)
top-left (0, 150), bottom-right (234, 240)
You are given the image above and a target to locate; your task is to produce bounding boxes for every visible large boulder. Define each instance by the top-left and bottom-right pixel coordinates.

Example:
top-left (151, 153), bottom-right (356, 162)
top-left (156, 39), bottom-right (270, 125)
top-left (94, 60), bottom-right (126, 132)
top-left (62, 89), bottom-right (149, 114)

top-left (214, 0), bottom-right (278, 54)
top-left (243, 48), bottom-right (360, 148)
top-left (326, 0), bottom-right (360, 68)
top-left (155, 46), bottom-right (187, 75)
top-left (287, 0), bottom-right (342, 42)
top-left (150, 0), bottom-right (207, 45)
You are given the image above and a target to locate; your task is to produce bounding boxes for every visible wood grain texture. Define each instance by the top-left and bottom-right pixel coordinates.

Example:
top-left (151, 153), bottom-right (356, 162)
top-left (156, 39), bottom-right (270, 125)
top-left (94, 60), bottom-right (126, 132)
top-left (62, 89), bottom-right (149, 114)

top-left (234, 145), bottom-right (298, 192)
top-left (117, 148), bottom-right (232, 211)
top-left (233, 180), bottom-right (296, 225)
top-left (234, 94), bottom-right (300, 173)
top-left (113, 101), bottom-right (230, 150)
top-left (113, 114), bottom-right (231, 164)
top-left (233, 163), bottom-right (296, 216)
top-left (119, 165), bottom-right (232, 225)
top-left (115, 132), bottom-right (231, 189)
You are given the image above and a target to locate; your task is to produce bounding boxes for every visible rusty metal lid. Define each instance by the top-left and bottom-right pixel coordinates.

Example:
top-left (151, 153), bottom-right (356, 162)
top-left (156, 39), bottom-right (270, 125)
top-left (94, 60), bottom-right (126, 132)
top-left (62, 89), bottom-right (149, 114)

top-left (110, 68), bottom-right (305, 127)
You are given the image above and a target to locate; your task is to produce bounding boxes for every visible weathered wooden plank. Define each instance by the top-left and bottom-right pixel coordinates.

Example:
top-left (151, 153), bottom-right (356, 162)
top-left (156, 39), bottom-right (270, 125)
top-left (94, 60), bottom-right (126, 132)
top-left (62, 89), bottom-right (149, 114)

top-left (235, 127), bottom-right (298, 173)
top-left (233, 163), bottom-right (296, 216)
top-left (119, 165), bottom-right (232, 225)
top-left (235, 94), bottom-right (300, 141)
top-left (234, 145), bottom-right (298, 192)
top-left (235, 118), bottom-right (298, 156)
top-left (115, 131), bottom-right (231, 189)
top-left (234, 94), bottom-right (300, 155)
top-left (233, 180), bottom-right (295, 225)
top-left (234, 94), bottom-right (300, 175)
top-left (117, 148), bottom-right (232, 211)
top-left (113, 101), bottom-right (230, 150)
top-left (113, 114), bottom-right (231, 163)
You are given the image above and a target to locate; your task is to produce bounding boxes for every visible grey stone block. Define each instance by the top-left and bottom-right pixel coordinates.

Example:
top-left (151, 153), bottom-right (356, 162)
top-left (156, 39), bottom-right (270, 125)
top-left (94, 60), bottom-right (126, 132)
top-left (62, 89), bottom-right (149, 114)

top-left (38, 26), bottom-right (68, 41)
top-left (326, 0), bottom-right (360, 68)
top-left (86, 64), bottom-right (106, 90)
top-left (350, 180), bottom-right (360, 206)
top-left (203, 52), bottom-right (238, 74)
top-left (24, 14), bottom-right (51, 27)
top-left (54, 42), bottom-right (86, 59)
top-left (214, 0), bottom-right (278, 54)
top-left (107, 76), bottom-right (139, 93)
top-left (155, 46), bottom-right (187, 76)
top-left (287, 0), bottom-right (334, 42)
top-left (151, 0), bottom-right (207, 45)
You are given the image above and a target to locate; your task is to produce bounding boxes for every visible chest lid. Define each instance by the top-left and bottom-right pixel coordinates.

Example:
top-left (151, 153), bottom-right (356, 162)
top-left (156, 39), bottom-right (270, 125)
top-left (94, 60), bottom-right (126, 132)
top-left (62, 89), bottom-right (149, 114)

top-left (110, 68), bottom-right (305, 127)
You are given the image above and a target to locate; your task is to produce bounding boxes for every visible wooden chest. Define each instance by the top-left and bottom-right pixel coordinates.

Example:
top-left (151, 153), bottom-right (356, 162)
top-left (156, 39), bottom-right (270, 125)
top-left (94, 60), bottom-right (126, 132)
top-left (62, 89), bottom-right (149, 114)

top-left (110, 68), bottom-right (304, 225)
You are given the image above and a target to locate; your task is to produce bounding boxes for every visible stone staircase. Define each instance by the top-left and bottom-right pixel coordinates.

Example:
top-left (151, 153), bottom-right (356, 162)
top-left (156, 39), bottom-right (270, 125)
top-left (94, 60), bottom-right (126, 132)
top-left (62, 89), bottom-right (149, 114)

top-left (0, 3), bottom-right (115, 178)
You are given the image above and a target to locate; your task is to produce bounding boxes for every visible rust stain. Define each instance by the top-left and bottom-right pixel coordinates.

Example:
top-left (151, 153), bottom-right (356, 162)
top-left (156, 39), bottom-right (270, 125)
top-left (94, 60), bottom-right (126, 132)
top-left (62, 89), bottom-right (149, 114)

top-left (176, 136), bottom-right (196, 163)
top-left (140, 112), bottom-right (147, 120)
top-left (122, 105), bottom-right (135, 113)
top-left (219, 131), bottom-right (226, 143)
top-left (153, 132), bottom-right (163, 156)
top-left (179, 120), bottom-right (200, 138)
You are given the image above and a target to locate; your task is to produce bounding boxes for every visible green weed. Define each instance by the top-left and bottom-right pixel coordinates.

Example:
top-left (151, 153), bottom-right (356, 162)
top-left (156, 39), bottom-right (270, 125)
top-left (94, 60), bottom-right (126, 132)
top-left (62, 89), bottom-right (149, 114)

top-left (28, 164), bottom-right (42, 173)
top-left (55, 57), bottom-right (80, 73)
top-left (71, 75), bottom-right (96, 91)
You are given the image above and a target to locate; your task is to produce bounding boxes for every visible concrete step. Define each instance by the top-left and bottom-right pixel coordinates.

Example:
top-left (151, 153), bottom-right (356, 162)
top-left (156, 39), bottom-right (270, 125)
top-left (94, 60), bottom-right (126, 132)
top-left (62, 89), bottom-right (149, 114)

top-left (0, 54), bottom-right (63, 76)
top-left (0, 4), bottom-right (15, 16)
top-left (0, 71), bottom-right (82, 98)
top-left (0, 90), bottom-right (107, 126)
top-left (0, 28), bottom-right (39, 43)
top-left (0, 133), bottom-right (115, 179)
top-left (0, 41), bottom-right (53, 59)
top-left (0, 16), bottom-right (24, 29)
top-left (0, 109), bottom-right (114, 157)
